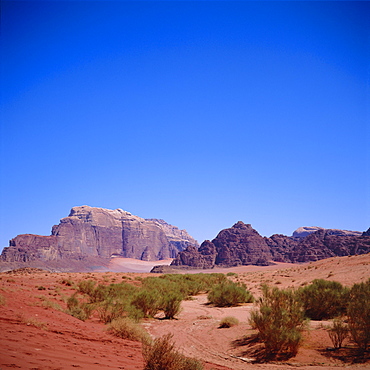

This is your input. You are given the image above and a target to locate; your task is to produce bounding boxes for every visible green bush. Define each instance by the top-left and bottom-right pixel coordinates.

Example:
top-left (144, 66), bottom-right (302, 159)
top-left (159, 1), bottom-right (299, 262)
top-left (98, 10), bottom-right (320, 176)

top-left (143, 333), bottom-right (203, 370)
top-left (249, 285), bottom-right (307, 359)
top-left (226, 272), bottom-right (238, 277)
top-left (88, 284), bottom-right (110, 303)
top-left (207, 281), bottom-right (253, 307)
top-left (66, 295), bottom-right (92, 321)
top-left (161, 291), bottom-right (183, 319)
top-left (132, 289), bottom-right (161, 318)
top-left (95, 299), bottom-right (126, 324)
top-left (108, 317), bottom-right (152, 346)
top-left (297, 279), bottom-right (349, 320)
top-left (219, 316), bottom-right (239, 328)
top-left (328, 318), bottom-right (348, 349)
top-left (347, 279), bottom-right (370, 351)
top-left (77, 279), bottom-right (96, 296)
top-left (155, 273), bottom-right (227, 297)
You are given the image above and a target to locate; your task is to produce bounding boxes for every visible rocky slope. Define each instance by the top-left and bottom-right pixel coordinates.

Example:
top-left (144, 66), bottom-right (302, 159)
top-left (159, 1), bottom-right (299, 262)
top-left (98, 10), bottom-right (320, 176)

top-left (171, 222), bottom-right (370, 268)
top-left (1, 206), bottom-right (198, 264)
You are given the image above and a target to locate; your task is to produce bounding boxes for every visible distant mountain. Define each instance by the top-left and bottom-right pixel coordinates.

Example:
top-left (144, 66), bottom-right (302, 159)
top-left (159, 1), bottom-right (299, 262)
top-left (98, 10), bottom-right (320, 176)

top-left (171, 222), bottom-right (370, 268)
top-left (292, 226), bottom-right (362, 238)
top-left (1, 206), bottom-right (198, 265)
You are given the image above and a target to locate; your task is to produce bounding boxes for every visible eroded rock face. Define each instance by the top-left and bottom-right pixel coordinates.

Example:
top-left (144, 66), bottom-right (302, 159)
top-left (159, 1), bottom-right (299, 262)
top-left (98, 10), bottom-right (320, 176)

top-left (288, 229), bottom-right (370, 262)
top-left (171, 221), bottom-right (273, 268)
top-left (213, 222), bottom-right (272, 266)
top-left (265, 234), bottom-right (299, 263)
top-left (172, 223), bottom-right (370, 268)
top-left (170, 241), bottom-right (217, 269)
top-left (145, 219), bottom-right (198, 254)
top-left (1, 206), bottom-right (197, 263)
top-left (2, 235), bottom-right (58, 262)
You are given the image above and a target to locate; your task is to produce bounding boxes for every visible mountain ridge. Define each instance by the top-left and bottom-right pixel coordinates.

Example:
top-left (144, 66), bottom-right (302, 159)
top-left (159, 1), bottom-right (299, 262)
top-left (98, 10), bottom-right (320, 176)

top-left (171, 222), bottom-right (370, 268)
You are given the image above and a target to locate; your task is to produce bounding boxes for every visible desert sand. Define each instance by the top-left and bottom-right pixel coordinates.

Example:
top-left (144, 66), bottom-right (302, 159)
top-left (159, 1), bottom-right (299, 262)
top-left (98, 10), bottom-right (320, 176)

top-left (0, 253), bottom-right (369, 369)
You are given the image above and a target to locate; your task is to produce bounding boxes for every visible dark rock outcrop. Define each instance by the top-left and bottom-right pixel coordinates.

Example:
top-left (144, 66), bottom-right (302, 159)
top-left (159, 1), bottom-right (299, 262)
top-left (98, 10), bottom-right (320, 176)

top-left (172, 222), bottom-right (370, 269)
top-left (264, 234), bottom-right (299, 263)
top-left (363, 228), bottom-right (370, 237)
top-left (1, 206), bottom-right (198, 263)
top-left (288, 228), bottom-right (370, 263)
top-left (171, 221), bottom-right (273, 268)
top-left (170, 242), bottom-right (217, 269)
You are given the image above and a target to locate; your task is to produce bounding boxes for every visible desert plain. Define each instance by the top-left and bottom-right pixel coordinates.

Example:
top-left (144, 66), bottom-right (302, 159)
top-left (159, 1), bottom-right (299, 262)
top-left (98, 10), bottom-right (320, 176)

top-left (0, 253), bottom-right (369, 370)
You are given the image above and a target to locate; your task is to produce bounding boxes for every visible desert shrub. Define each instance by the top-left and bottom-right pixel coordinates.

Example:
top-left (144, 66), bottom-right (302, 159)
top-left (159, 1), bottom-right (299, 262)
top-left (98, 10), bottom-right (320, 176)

top-left (66, 295), bottom-right (92, 321)
top-left (76, 281), bottom-right (139, 323)
top-left (156, 273), bottom-right (227, 297)
top-left (77, 279), bottom-right (96, 296)
top-left (226, 272), bottom-right (238, 277)
top-left (67, 295), bottom-right (79, 310)
top-left (88, 284), bottom-right (110, 303)
top-left (125, 305), bottom-right (145, 322)
top-left (20, 316), bottom-right (48, 330)
top-left (249, 285), bottom-right (307, 359)
top-left (297, 279), bottom-right (349, 320)
top-left (132, 289), bottom-right (161, 318)
top-left (347, 279), bottom-right (370, 351)
top-left (37, 286), bottom-right (46, 290)
top-left (0, 294), bottom-right (6, 306)
top-left (60, 278), bottom-right (74, 287)
top-left (143, 333), bottom-right (203, 370)
top-left (135, 277), bottom-right (187, 318)
top-left (207, 281), bottom-right (253, 307)
top-left (95, 298), bottom-right (126, 324)
top-left (219, 316), bottom-right (239, 328)
top-left (108, 317), bottom-right (152, 346)
top-left (328, 318), bottom-right (349, 349)
top-left (161, 291), bottom-right (183, 319)
top-left (41, 298), bottom-right (64, 312)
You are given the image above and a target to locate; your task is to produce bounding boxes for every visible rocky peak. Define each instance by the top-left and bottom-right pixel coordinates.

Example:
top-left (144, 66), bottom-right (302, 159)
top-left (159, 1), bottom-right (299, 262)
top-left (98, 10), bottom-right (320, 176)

top-left (172, 222), bottom-right (272, 268)
top-left (363, 228), bottom-right (370, 236)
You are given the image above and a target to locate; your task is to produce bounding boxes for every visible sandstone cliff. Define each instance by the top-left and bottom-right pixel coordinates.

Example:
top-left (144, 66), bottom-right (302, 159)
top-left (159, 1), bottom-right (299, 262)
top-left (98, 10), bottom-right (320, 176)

top-left (1, 206), bottom-right (198, 263)
top-left (171, 222), bottom-right (370, 268)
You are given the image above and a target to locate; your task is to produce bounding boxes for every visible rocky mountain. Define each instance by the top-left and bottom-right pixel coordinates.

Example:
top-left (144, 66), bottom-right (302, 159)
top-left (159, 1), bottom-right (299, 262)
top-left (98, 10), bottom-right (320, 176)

top-left (363, 227), bottom-right (370, 236)
top-left (292, 226), bottom-right (362, 238)
top-left (1, 206), bottom-right (198, 264)
top-left (171, 222), bottom-right (370, 268)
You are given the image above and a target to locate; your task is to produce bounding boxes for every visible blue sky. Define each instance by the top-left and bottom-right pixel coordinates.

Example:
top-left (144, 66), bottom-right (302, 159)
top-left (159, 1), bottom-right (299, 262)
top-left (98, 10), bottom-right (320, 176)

top-left (1, 1), bottom-right (369, 251)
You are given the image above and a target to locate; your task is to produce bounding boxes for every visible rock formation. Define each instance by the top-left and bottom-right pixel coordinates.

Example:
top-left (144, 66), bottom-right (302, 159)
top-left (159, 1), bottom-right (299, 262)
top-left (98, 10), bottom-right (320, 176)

top-left (172, 222), bottom-right (370, 269)
top-left (362, 228), bottom-right (370, 236)
top-left (293, 226), bottom-right (362, 238)
top-left (287, 228), bottom-right (370, 263)
top-left (1, 206), bottom-right (198, 263)
top-left (172, 221), bottom-right (273, 268)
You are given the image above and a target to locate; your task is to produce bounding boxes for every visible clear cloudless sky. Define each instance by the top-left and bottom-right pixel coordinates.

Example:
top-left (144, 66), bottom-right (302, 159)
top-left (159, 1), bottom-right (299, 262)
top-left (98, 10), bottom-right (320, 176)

top-left (1, 1), bottom-right (369, 252)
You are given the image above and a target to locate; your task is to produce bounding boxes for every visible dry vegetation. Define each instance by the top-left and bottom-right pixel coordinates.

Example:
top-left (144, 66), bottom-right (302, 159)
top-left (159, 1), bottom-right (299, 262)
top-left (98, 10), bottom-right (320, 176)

top-left (0, 253), bottom-right (369, 369)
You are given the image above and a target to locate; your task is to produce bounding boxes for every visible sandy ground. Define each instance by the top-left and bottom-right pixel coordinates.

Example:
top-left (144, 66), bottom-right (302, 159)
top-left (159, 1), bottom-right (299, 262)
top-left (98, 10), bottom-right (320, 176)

top-left (0, 253), bottom-right (369, 369)
top-left (108, 258), bottom-right (173, 273)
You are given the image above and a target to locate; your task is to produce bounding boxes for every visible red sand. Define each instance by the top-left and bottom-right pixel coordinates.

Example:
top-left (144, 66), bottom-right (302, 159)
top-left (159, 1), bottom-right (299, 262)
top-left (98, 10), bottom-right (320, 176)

top-left (1, 253), bottom-right (369, 369)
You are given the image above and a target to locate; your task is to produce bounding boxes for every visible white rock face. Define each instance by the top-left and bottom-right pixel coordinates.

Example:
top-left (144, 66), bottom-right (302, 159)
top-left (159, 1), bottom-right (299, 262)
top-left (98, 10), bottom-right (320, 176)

top-left (68, 205), bottom-right (144, 227)
top-left (293, 226), bottom-right (362, 238)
